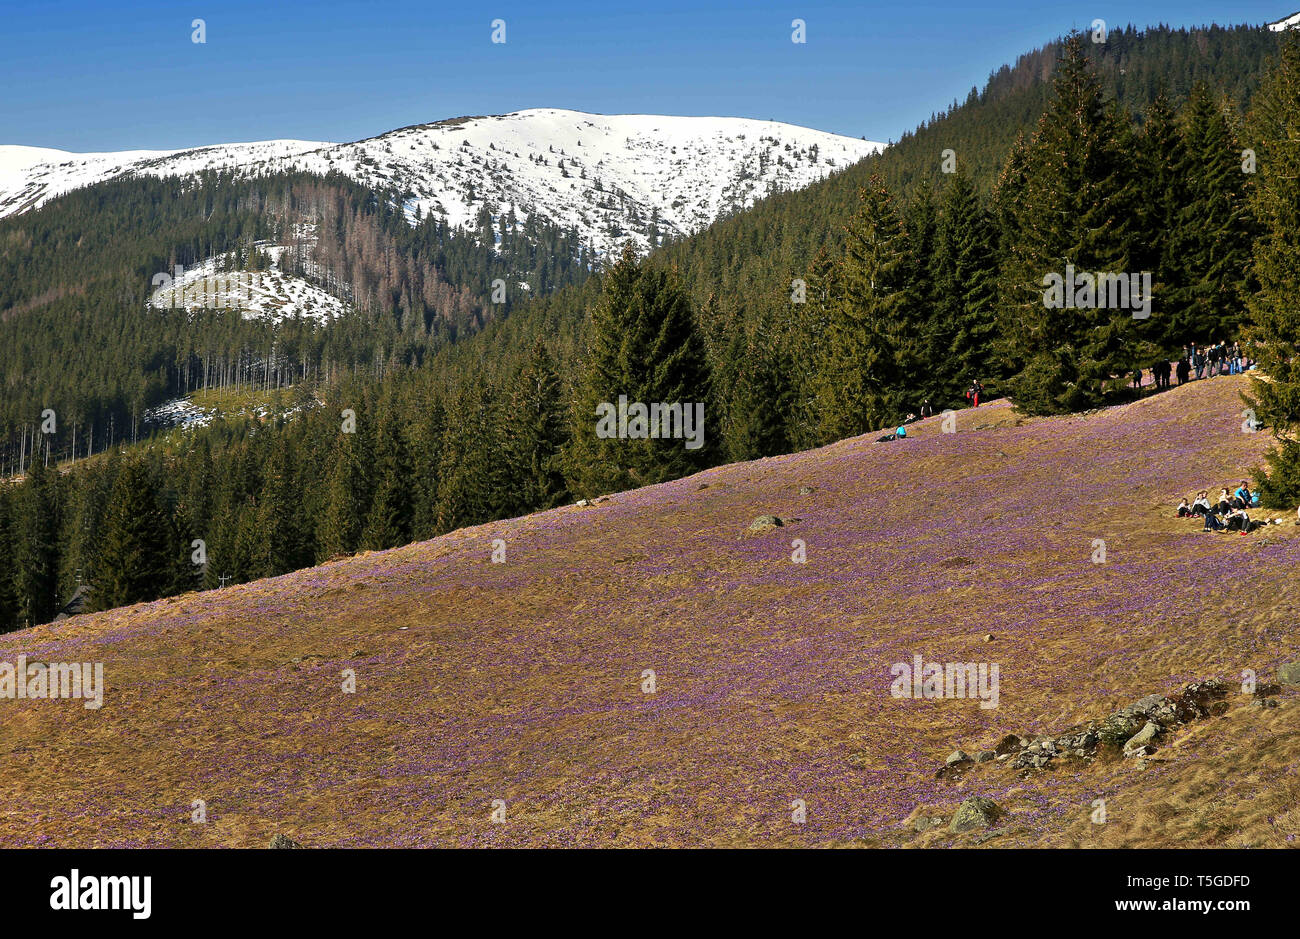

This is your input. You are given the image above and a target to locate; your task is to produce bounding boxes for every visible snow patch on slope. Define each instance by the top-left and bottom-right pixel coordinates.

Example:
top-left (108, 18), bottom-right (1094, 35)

top-left (143, 398), bottom-right (213, 431)
top-left (148, 242), bottom-right (350, 324)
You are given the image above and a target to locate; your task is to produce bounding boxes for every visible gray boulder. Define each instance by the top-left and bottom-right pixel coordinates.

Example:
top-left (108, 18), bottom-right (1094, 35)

top-left (269, 833), bottom-right (303, 849)
top-left (1123, 720), bottom-right (1162, 753)
top-left (949, 797), bottom-right (1004, 833)
top-left (993, 734), bottom-right (1023, 756)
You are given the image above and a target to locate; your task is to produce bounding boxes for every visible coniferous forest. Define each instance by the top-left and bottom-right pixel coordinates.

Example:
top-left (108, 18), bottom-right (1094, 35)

top-left (3, 25), bottom-right (1300, 632)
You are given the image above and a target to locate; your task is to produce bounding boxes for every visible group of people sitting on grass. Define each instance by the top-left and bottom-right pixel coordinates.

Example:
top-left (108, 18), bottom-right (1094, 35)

top-left (1176, 480), bottom-right (1262, 532)
top-left (877, 422), bottom-right (910, 443)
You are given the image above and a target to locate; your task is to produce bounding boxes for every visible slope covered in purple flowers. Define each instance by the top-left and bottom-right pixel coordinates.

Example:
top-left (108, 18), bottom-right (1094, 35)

top-left (1, 373), bottom-right (1297, 847)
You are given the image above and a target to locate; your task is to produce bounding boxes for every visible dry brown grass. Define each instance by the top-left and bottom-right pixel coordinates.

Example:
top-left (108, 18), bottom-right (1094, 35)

top-left (0, 375), bottom-right (1297, 848)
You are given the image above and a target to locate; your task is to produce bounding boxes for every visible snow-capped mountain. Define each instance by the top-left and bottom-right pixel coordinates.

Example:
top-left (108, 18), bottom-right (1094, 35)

top-left (1269, 11), bottom-right (1300, 30)
top-left (0, 139), bottom-right (330, 216)
top-left (0, 109), bottom-right (884, 255)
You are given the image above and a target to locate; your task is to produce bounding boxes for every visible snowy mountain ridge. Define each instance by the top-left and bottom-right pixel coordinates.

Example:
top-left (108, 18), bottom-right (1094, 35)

top-left (1268, 10), bottom-right (1300, 31)
top-left (0, 109), bottom-right (884, 256)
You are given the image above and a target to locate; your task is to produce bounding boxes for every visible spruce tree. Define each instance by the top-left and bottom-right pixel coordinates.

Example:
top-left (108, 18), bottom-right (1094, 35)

top-left (57, 465), bottom-right (111, 604)
top-left (316, 429), bottom-right (369, 561)
top-left (998, 34), bottom-right (1142, 415)
top-left (789, 246), bottom-right (837, 450)
top-left (935, 168), bottom-right (999, 397)
top-left (1166, 82), bottom-right (1253, 345)
top-left (501, 340), bottom-right (569, 515)
top-left (814, 178), bottom-right (913, 440)
top-left (410, 390), bottom-right (447, 541)
top-left (1134, 91), bottom-right (1188, 345)
top-left (0, 486), bottom-right (19, 632)
top-left (90, 456), bottom-right (174, 612)
top-left (726, 310), bottom-right (794, 461)
top-left (12, 452), bottom-right (60, 627)
top-left (1245, 32), bottom-right (1300, 506)
top-left (901, 186), bottom-right (940, 409)
top-left (254, 437), bottom-right (307, 575)
top-left (435, 377), bottom-right (504, 532)
top-left (362, 401), bottom-right (414, 550)
top-left (179, 437), bottom-right (215, 538)
top-left (567, 245), bottom-right (714, 496)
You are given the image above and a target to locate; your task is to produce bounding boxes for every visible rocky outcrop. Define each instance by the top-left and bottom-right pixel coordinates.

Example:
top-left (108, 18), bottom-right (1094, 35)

top-left (938, 678), bottom-right (1230, 778)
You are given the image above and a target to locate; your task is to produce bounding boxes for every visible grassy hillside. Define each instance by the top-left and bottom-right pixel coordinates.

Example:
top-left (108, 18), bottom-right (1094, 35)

top-left (2, 374), bottom-right (1296, 847)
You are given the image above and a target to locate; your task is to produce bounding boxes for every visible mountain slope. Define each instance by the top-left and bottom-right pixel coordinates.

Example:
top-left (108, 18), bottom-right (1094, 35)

top-left (658, 24), bottom-right (1282, 322)
top-left (1269, 11), bottom-right (1300, 31)
top-left (0, 109), bottom-right (883, 255)
top-left (1, 375), bottom-right (1296, 847)
top-left (0, 139), bottom-right (329, 217)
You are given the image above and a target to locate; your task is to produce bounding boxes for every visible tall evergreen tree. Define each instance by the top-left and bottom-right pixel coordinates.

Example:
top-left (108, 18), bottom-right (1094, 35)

top-left (254, 436), bottom-right (308, 575)
top-left (1245, 33), bottom-right (1300, 506)
top-left (998, 34), bottom-right (1142, 414)
top-left (90, 456), bottom-right (174, 612)
top-left (362, 400), bottom-right (414, 550)
top-left (788, 246), bottom-right (837, 450)
top-left (726, 309), bottom-right (794, 461)
top-left (11, 451), bottom-right (60, 627)
top-left (410, 391), bottom-right (447, 541)
top-left (501, 340), bottom-right (569, 515)
top-left (933, 168), bottom-right (999, 399)
top-left (0, 486), bottom-right (19, 632)
top-left (58, 464), bottom-right (112, 603)
top-left (316, 428), bottom-right (370, 561)
top-left (1134, 90), bottom-right (1188, 344)
top-left (436, 377), bottom-right (504, 532)
top-left (814, 178), bottom-right (914, 440)
top-left (1165, 82), bottom-right (1253, 345)
top-left (567, 245), bottom-right (714, 496)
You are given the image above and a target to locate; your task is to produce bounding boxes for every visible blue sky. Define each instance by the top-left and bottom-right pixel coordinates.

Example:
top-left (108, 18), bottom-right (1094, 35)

top-left (1, 1), bottom-right (1292, 151)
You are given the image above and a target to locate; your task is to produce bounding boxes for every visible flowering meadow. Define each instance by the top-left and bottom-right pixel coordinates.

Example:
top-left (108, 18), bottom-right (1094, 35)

top-left (1, 374), bottom-right (1297, 848)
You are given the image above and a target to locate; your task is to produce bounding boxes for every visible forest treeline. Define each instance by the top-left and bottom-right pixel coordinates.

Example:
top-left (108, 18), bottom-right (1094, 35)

top-left (2, 25), bottom-right (1299, 630)
top-left (0, 168), bottom-right (593, 470)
